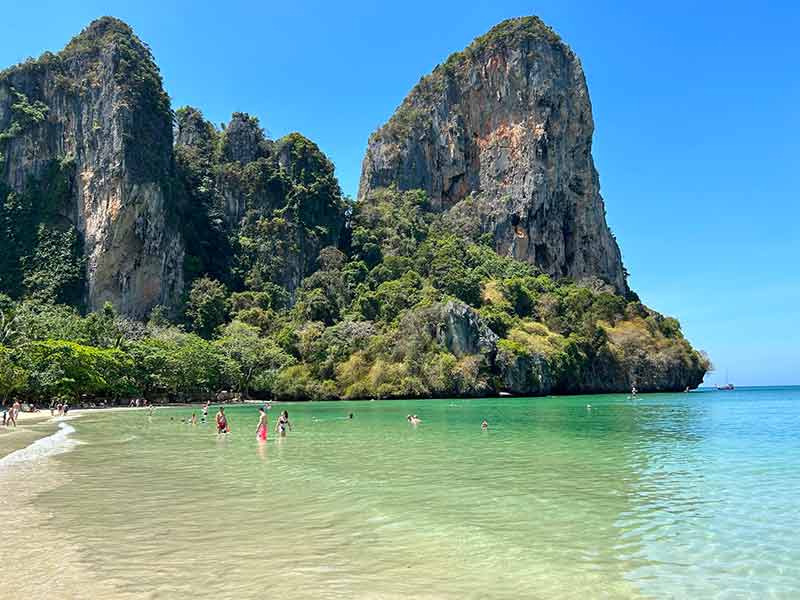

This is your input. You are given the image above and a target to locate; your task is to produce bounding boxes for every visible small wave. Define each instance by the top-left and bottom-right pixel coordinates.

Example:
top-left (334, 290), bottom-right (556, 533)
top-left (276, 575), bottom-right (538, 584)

top-left (0, 422), bottom-right (78, 469)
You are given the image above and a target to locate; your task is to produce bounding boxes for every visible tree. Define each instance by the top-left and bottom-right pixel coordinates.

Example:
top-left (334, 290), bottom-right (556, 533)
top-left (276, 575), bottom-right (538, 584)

top-left (186, 277), bottom-right (229, 338)
top-left (129, 328), bottom-right (233, 396)
top-left (0, 346), bottom-right (27, 404)
top-left (0, 308), bottom-right (18, 346)
top-left (16, 340), bottom-right (134, 401)
top-left (215, 321), bottom-right (290, 398)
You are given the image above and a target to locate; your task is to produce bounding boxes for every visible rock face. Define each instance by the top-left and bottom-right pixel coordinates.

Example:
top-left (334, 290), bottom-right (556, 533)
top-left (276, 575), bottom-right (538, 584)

top-left (0, 17), bottom-right (182, 317)
top-left (431, 300), bottom-right (498, 359)
top-left (359, 16), bottom-right (627, 294)
top-left (496, 350), bottom-right (553, 396)
top-left (174, 108), bottom-right (347, 300)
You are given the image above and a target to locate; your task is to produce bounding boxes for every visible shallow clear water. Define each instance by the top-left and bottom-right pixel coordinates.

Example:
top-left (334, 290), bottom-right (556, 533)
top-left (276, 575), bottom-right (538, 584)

top-left (3, 387), bottom-right (799, 598)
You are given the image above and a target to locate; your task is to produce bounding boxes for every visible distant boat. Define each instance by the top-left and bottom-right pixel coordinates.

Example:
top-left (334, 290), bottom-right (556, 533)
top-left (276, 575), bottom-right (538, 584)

top-left (717, 370), bottom-right (735, 391)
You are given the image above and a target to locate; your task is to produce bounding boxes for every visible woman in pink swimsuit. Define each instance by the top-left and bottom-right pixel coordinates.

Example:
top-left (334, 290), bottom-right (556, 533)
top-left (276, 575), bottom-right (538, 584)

top-left (256, 407), bottom-right (268, 441)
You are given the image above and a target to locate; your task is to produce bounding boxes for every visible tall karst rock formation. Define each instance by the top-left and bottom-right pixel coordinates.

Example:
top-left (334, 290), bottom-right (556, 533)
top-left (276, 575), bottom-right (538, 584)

top-left (359, 17), bottom-right (627, 294)
top-left (173, 109), bottom-right (347, 302)
top-left (0, 17), bottom-right (182, 317)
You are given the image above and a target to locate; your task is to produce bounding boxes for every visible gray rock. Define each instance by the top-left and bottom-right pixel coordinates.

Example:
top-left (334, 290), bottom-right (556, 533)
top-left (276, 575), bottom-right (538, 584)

top-left (0, 17), bottom-right (182, 317)
top-left (359, 16), bottom-right (628, 294)
top-left (221, 112), bottom-right (267, 164)
top-left (496, 348), bottom-right (553, 395)
top-left (433, 300), bottom-right (498, 359)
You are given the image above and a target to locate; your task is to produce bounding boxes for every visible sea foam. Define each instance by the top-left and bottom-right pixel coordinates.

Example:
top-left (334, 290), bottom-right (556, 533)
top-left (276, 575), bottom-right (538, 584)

top-left (0, 422), bottom-right (78, 469)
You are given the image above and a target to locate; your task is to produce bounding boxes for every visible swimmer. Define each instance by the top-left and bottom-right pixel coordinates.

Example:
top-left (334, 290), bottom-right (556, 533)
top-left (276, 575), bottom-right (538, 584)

top-left (216, 407), bottom-right (229, 434)
top-left (348, 413), bottom-right (354, 420)
top-left (275, 410), bottom-right (291, 436)
top-left (256, 407), bottom-right (268, 441)
top-left (481, 419), bottom-right (488, 430)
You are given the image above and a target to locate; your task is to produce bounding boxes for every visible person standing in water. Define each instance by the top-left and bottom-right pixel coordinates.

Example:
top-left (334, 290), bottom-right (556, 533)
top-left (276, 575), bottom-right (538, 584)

top-left (256, 407), bottom-right (268, 441)
top-left (202, 401), bottom-right (210, 422)
top-left (275, 410), bottom-right (291, 436)
top-left (216, 407), bottom-right (229, 434)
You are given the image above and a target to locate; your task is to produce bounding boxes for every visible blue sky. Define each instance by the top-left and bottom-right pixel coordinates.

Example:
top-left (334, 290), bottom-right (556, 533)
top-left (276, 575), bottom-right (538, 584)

top-left (2, 1), bottom-right (798, 385)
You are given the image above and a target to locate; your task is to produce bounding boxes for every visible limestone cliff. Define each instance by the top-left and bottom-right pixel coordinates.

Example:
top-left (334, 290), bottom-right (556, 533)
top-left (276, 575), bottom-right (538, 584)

top-left (419, 300), bottom-right (705, 395)
top-left (0, 17), bottom-right (182, 317)
top-left (174, 108), bottom-right (347, 301)
top-left (359, 17), bottom-right (627, 294)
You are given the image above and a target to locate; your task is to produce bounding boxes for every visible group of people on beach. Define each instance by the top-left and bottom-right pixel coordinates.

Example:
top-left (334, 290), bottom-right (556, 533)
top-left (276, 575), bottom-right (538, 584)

top-left (129, 398), bottom-right (151, 408)
top-left (1, 400), bottom-right (21, 427)
top-left (48, 401), bottom-right (70, 417)
top-left (1, 399), bottom-right (76, 428)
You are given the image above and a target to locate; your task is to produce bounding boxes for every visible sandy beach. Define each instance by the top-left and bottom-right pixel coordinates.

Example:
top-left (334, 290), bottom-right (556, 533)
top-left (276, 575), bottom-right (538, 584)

top-left (0, 407), bottom-right (148, 460)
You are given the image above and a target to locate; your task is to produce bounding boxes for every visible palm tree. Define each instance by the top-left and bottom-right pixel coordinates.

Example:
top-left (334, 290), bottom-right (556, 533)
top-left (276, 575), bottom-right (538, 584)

top-left (0, 309), bottom-right (18, 346)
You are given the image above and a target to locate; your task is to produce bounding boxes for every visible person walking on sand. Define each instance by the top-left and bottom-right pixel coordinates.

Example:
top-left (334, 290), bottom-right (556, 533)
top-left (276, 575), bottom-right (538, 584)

top-left (256, 407), bottom-right (268, 441)
top-left (216, 407), bottom-right (229, 434)
top-left (275, 410), bottom-right (291, 436)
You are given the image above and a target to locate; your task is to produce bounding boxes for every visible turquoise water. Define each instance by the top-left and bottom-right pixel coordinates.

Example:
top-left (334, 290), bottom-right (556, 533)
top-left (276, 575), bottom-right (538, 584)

top-left (3, 387), bottom-right (799, 598)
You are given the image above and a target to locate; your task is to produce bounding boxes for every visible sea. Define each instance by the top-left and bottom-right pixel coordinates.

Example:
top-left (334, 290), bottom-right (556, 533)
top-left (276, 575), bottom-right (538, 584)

top-left (1, 386), bottom-right (798, 598)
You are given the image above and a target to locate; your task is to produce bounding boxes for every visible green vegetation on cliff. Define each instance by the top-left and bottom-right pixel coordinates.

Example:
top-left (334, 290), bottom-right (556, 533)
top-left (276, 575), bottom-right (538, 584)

top-left (174, 108), bottom-right (346, 294)
top-left (0, 187), bottom-right (709, 403)
top-left (0, 159), bottom-right (84, 306)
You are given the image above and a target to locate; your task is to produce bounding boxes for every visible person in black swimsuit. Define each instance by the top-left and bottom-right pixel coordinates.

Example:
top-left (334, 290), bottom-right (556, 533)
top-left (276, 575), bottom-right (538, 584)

top-left (275, 410), bottom-right (291, 436)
